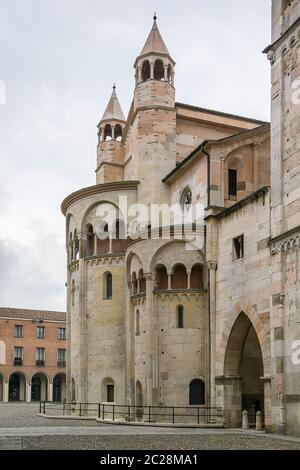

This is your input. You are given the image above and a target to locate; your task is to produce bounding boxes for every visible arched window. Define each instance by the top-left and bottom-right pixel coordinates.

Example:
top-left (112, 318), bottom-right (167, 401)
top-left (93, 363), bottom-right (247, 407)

top-left (71, 279), bottom-right (75, 307)
top-left (154, 59), bottom-right (164, 80)
top-left (171, 264), bottom-right (188, 289)
top-left (190, 264), bottom-right (203, 289)
top-left (181, 187), bottom-right (192, 212)
top-left (103, 272), bottom-right (112, 300)
top-left (104, 124), bottom-right (112, 141)
top-left (86, 224), bottom-right (94, 257)
top-left (131, 272), bottom-right (138, 295)
top-left (176, 305), bottom-right (184, 329)
top-left (139, 269), bottom-right (146, 293)
top-left (155, 265), bottom-right (168, 290)
top-left (189, 379), bottom-right (205, 405)
top-left (114, 124), bottom-right (122, 141)
top-left (136, 310), bottom-right (140, 336)
top-left (142, 60), bottom-right (150, 81)
top-left (73, 229), bottom-right (79, 260)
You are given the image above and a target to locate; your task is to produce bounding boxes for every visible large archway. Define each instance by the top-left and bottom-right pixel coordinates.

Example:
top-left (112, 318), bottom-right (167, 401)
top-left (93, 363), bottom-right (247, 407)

top-left (223, 312), bottom-right (264, 427)
top-left (31, 373), bottom-right (48, 401)
top-left (9, 373), bottom-right (26, 401)
top-left (53, 374), bottom-right (66, 402)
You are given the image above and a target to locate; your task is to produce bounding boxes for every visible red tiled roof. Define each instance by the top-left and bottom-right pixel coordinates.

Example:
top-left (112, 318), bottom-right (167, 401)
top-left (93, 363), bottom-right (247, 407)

top-left (0, 307), bottom-right (66, 322)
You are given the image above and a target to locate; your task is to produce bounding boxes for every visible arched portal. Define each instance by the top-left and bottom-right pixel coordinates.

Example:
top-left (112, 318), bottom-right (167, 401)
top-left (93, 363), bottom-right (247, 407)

top-left (9, 373), bottom-right (26, 401)
top-left (53, 374), bottom-right (66, 402)
top-left (31, 373), bottom-right (48, 401)
top-left (224, 312), bottom-right (264, 427)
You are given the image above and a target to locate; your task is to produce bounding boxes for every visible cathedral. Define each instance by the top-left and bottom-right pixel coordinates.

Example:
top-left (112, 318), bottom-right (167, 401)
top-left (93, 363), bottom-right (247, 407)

top-left (62, 1), bottom-right (300, 436)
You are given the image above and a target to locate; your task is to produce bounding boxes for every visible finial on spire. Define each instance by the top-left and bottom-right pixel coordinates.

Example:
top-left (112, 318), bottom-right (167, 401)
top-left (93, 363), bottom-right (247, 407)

top-left (153, 12), bottom-right (157, 21)
top-left (113, 83), bottom-right (116, 90)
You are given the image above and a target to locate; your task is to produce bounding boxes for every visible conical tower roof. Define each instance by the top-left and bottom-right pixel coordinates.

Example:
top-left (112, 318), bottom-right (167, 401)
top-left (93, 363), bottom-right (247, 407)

top-left (139, 14), bottom-right (170, 57)
top-left (101, 84), bottom-right (125, 122)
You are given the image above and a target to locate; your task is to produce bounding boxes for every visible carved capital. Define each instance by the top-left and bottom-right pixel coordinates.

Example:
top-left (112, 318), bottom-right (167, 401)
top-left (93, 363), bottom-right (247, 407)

top-left (207, 261), bottom-right (217, 271)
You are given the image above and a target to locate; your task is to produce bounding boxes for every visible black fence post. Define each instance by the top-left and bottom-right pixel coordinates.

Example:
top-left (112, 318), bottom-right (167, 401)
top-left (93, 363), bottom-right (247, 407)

top-left (172, 407), bottom-right (175, 424)
top-left (102, 403), bottom-right (105, 420)
top-left (113, 404), bottom-right (115, 422)
top-left (43, 401), bottom-right (46, 414)
top-left (98, 403), bottom-right (101, 419)
top-left (39, 401), bottom-right (42, 414)
top-left (149, 406), bottom-right (151, 422)
top-left (197, 407), bottom-right (200, 425)
top-left (79, 403), bottom-right (82, 417)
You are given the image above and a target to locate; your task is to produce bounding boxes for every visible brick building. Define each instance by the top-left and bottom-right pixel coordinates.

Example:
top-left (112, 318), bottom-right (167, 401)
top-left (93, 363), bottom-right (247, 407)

top-left (0, 308), bottom-right (66, 402)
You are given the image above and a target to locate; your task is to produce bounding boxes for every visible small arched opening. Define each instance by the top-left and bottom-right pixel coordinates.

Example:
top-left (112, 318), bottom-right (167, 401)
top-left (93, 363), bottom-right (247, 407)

top-left (142, 60), bottom-right (150, 81)
top-left (86, 224), bottom-right (94, 257)
top-left (154, 59), bottom-right (164, 80)
top-left (138, 269), bottom-right (146, 293)
top-left (190, 264), bottom-right (204, 289)
top-left (155, 264), bottom-right (168, 290)
top-left (176, 305), bottom-right (184, 329)
top-left (53, 374), bottom-right (66, 402)
top-left (171, 264), bottom-right (188, 289)
top-left (131, 272), bottom-right (138, 295)
top-left (104, 124), bottom-right (112, 141)
top-left (135, 310), bottom-right (140, 336)
top-left (9, 373), bottom-right (27, 402)
top-left (189, 379), bottom-right (205, 405)
top-left (31, 373), bottom-right (48, 401)
top-left (114, 124), bottom-right (123, 141)
top-left (103, 272), bottom-right (113, 300)
top-left (102, 377), bottom-right (115, 403)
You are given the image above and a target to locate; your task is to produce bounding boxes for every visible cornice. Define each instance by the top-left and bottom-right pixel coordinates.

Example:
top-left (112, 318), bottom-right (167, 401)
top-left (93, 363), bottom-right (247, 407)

top-left (61, 180), bottom-right (140, 215)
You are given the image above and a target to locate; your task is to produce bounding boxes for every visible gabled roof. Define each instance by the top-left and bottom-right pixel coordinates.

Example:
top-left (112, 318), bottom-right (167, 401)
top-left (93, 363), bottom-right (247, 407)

top-left (101, 85), bottom-right (125, 123)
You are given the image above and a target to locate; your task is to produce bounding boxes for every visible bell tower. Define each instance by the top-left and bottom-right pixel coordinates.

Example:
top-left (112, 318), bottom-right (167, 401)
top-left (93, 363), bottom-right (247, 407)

top-left (96, 84), bottom-right (126, 184)
top-left (128, 14), bottom-right (177, 207)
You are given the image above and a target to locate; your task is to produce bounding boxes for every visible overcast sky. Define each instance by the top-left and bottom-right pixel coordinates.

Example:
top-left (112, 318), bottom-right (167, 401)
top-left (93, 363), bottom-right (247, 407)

top-left (0, 0), bottom-right (271, 311)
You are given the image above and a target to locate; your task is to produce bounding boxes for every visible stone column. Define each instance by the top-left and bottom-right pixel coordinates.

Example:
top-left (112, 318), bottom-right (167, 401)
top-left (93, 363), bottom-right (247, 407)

top-left (26, 381), bottom-right (31, 403)
top-left (93, 234), bottom-right (98, 256)
top-left (187, 270), bottom-right (191, 289)
top-left (171, 71), bottom-right (175, 87)
top-left (167, 272), bottom-right (171, 290)
top-left (125, 281), bottom-right (135, 406)
top-left (4, 381), bottom-right (9, 403)
top-left (163, 64), bottom-right (168, 81)
top-left (137, 66), bottom-right (142, 84)
top-left (145, 273), bottom-right (155, 405)
top-left (208, 261), bottom-right (217, 409)
top-left (48, 382), bottom-right (53, 402)
top-left (78, 232), bottom-right (87, 259)
top-left (66, 267), bottom-right (72, 403)
top-left (78, 233), bottom-right (88, 405)
top-left (111, 125), bottom-right (115, 141)
top-left (150, 62), bottom-right (154, 80)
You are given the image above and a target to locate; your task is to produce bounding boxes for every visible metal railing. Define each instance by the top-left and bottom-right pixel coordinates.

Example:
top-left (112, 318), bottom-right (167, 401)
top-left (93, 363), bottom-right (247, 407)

top-left (39, 401), bottom-right (224, 425)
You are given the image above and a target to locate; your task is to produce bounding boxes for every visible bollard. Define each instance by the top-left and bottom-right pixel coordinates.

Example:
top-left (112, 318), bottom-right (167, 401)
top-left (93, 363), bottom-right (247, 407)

top-left (242, 410), bottom-right (249, 430)
top-left (256, 411), bottom-right (263, 431)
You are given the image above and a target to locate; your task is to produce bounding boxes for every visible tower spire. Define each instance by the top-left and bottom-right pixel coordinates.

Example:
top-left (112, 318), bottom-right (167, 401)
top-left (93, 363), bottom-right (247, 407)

top-left (100, 84), bottom-right (125, 123)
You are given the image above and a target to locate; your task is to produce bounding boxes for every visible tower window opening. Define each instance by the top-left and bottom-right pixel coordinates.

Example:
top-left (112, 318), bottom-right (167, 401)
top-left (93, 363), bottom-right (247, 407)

top-left (142, 60), bottom-right (150, 81)
top-left (228, 169), bottom-right (237, 197)
top-left (233, 235), bottom-right (244, 261)
top-left (176, 305), bottom-right (184, 329)
top-left (154, 59), bottom-right (164, 80)
top-left (104, 272), bottom-right (113, 300)
top-left (115, 124), bottom-right (122, 141)
top-left (104, 124), bottom-right (112, 141)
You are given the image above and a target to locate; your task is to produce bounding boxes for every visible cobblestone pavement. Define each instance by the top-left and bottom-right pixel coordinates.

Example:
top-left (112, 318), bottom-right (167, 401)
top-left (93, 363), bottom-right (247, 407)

top-left (1, 403), bottom-right (300, 450)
